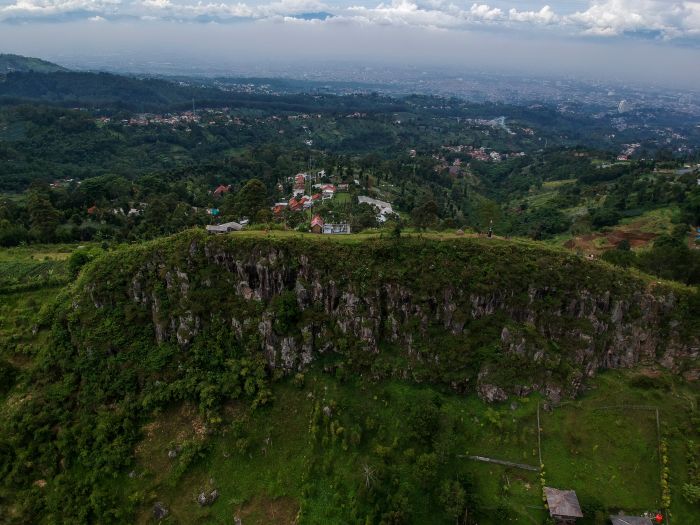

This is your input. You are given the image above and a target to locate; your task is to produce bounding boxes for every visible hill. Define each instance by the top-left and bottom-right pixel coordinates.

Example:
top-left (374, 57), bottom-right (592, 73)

top-left (0, 70), bottom-right (409, 112)
top-left (0, 53), bottom-right (67, 74)
top-left (1, 231), bottom-right (699, 523)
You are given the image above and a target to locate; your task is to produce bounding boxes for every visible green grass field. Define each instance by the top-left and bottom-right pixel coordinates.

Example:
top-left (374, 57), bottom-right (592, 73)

top-left (333, 192), bottom-right (352, 204)
top-left (113, 367), bottom-right (700, 524)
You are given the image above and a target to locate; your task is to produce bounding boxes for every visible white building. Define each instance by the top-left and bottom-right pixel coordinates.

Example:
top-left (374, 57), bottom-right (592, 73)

top-left (206, 222), bottom-right (244, 234)
top-left (358, 196), bottom-right (395, 223)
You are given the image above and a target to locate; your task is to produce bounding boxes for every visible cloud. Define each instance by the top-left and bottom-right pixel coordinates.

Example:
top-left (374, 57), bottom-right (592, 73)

top-left (1, 0), bottom-right (699, 43)
top-left (0, 0), bottom-right (121, 21)
top-left (469, 3), bottom-right (503, 22)
top-left (141, 0), bottom-right (170, 8)
top-left (566, 1), bottom-right (700, 39)
top-left (509, 6), bottom-right (559, 25)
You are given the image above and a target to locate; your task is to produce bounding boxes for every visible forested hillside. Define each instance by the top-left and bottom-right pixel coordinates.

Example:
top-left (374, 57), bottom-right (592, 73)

top-left (0, 54), bottom-right (67, 74)
top-left (0, 231), bottom-right (699, 524)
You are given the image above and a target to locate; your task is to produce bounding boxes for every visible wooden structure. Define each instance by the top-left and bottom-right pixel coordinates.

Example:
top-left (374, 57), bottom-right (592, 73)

top-left (544, 487), bottom-right (583, 524)
top-left (310, 215), bottom-right (324, 234)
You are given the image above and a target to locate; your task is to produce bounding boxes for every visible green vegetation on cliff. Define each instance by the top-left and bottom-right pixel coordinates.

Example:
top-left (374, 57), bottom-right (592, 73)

top-left (0, 233), bottom-right (699, 524)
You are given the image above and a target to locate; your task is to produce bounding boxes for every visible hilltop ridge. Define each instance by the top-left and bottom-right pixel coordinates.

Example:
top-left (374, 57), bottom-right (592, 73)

top-left (72, 230), bottom-right (700, 399)
top-left (0, 53), bottom-right (67, 74)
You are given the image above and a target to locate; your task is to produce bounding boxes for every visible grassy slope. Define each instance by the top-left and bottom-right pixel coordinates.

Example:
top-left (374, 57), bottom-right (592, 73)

top-left (123, 369), bottom-right (699, 524)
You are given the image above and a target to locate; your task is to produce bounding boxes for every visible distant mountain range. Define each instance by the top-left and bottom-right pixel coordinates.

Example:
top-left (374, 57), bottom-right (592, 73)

top-left (0, 53), bottom-right (68, 74)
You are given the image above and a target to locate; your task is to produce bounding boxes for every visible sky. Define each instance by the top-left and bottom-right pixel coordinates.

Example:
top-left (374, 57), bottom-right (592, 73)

top-left (0, 1), bottom-right (699, 88)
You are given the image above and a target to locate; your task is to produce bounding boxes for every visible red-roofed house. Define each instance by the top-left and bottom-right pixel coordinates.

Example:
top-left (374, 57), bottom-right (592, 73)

top-left (312, 193), bottom-right (322, 201)
top-left (87, 205), bottom-right (98, 215)
top-left (213, 184), bottom-right (231, 197)
top-left (311, 214), bottom-right (324, 234)
top-left (289, 197), bottom-right (303, 211)
top-left (294, 174), bottom-right (306, 188)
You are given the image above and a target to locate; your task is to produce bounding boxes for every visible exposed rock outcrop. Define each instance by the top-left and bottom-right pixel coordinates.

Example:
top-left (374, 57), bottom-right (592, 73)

top-left (73, 232), bottom-right (700, 401)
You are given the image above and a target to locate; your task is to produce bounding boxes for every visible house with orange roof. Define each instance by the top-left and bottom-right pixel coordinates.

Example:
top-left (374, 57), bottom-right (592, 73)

top-left (213, 184), bottom-right (231, 197)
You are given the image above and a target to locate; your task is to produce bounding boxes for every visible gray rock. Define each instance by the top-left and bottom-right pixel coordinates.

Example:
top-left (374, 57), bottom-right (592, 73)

top-left (153, 502), bottom-right (168, 520)
top-left (197, 489), bottom-right (219, 506)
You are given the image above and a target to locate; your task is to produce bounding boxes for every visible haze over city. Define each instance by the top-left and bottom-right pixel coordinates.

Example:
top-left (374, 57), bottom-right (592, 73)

top-left (1, 0), bottom-right (699, 88)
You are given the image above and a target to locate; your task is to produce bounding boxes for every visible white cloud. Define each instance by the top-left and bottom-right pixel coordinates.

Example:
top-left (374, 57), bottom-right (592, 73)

top-left (141, 0), bottom-right (170, 9)
top-left (1, 0), bottom-right (699, 43)
top-left (469, 3), bottom-right (502, 22)
top-left (509, 5), bottom-right (558, 25)
top-left (1, 0), bottom-right (120, 18)
top-left (565, 1), bottom-right (700, 39)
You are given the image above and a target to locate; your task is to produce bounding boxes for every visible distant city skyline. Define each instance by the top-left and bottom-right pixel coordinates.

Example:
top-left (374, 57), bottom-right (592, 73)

top-left (1, 1), bottom-right (699, 89)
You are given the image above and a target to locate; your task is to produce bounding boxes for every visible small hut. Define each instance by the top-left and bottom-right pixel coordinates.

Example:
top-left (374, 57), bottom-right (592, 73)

top-left (544, 487), bottom-right (583, 524)
top-left (310, 214), bottom-right (324, 234)
top-left (610, 516), bottom-right (654, 525)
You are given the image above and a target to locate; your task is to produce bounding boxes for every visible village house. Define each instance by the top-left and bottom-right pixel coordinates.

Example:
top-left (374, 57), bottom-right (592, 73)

top-left (213, 184), bottom-right (231, 198)
top-left (205, 221), bottom-right (243, 234)
top-left (272, 202), bottom-right (288, 216)
top-left (310, 214), bottom-right (324, 234)
top-left (301, 196), bottom-right (313, 209)
top-left (318, 184), bottom-right (336, 200)
top-left (358, 196), bottom-right (395, 223)
top-left (544, 487), bottom-right (583, 524)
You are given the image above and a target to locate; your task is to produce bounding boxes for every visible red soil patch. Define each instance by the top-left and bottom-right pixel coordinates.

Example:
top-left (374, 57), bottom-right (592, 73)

top-left (565, 229), bottom-right (657, 255)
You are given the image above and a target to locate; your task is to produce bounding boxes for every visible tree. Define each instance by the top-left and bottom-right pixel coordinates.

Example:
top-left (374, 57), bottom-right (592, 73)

top-left (235, 179), bottom-right (268, 220)
top-left (411, 200), bottom-right (439, 229)
top-left (26, 191), bottom-right (60, 242)
top-left (439, 480), bottom-right (466, 524)
top-left (67, 250), bottom-right (95, 279)
top-left (0, 220), bottom-right (29, 247)
top-left (682, 483), bottom-right (700, 504)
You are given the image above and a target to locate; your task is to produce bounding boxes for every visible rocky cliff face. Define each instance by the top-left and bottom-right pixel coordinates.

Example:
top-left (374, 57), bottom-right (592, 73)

top-left (75, 232), bottom-right (700, 401)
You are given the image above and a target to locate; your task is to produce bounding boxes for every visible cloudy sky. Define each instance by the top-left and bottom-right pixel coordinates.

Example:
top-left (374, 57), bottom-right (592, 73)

top-left (1, 1), bottom-right (699, 87)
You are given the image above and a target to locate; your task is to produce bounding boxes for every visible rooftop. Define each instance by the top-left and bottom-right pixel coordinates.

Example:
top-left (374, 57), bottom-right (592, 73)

top-left (544, 487), bottom-right (583, 519)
